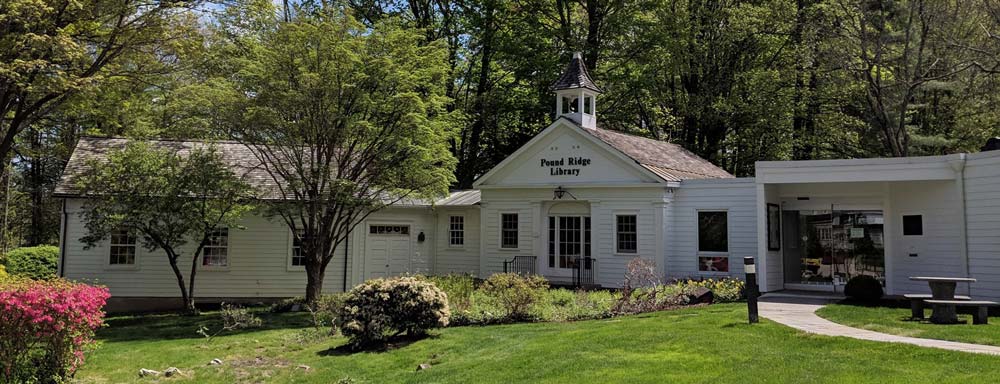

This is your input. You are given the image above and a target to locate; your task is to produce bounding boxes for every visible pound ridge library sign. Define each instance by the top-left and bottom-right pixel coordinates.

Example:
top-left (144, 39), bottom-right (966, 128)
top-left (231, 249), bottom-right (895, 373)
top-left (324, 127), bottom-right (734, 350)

top-left (541, 156), bottom-right (592, 176)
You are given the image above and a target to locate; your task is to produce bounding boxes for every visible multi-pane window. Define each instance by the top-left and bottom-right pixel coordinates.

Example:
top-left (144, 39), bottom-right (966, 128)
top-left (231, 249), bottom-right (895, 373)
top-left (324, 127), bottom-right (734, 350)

top-left (109, 229), bottom-right (137, 265)
top-left (449, 216), bottom-right (464, 246)
top-left (616, 215), bottom-right (637, 253)
top-left (202, 228), bottom-right (229, 267)
top-left (501, 213), bottom-right (518, 249)
top-left (698, 211), bottom-right (728, 253)
top-left (291, 230), bottom-right (305, 267)
top-left (369, 225), bottom-right (409, 235)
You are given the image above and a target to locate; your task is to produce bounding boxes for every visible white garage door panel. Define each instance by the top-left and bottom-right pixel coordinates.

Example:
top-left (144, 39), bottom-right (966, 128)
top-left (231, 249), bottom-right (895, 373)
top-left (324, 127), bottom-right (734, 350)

top-left (365, 224), bottom-right (412, 281)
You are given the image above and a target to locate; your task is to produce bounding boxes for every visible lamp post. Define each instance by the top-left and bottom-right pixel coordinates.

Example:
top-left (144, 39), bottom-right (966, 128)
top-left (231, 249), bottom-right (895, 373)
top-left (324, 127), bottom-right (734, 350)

top-left (744, 256), bottom-right (759, 324)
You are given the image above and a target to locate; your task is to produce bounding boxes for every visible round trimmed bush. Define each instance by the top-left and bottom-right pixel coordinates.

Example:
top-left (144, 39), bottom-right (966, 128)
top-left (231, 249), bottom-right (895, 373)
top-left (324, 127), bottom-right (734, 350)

top-left (336, 277), bottom-right (449, 348)
top-left (844, 275), bottom-right (883, 302)
top-left (480, 273), bottom-right (549, 321)
top-left (3, 245), bottom-right (59, 280)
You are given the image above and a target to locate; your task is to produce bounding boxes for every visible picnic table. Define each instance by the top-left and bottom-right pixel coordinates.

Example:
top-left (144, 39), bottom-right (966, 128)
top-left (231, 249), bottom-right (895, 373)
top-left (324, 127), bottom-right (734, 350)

top-left (909, 276), bottom-right (977, 324)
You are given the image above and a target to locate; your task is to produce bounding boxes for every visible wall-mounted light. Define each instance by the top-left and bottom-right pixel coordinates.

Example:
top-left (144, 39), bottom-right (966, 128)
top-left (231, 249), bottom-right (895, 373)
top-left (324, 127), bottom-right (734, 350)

top-left (417, 232), bottom-right (425, 242)
top-left (553, 186), bottom-right (576, 200)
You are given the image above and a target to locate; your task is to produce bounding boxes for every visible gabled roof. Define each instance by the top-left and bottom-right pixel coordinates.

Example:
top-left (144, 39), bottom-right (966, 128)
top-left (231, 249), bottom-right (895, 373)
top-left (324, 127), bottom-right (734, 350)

top-left (552, 52), bottom-right (603, 93)
top-left (583, 127), bottom-right (734, 181)
top-left (55, 137), bottom-right (476, 206)
top-left (473, 117), bottom-right (732, 187)
top-left (54, 137), bottom-right (278, 198)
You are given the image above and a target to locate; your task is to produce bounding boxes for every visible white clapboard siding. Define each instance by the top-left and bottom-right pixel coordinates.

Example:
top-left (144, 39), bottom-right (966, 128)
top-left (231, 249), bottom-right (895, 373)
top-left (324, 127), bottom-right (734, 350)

top-left (61, 199), bottom-right (349, 298)
top-left (668, 179), bottom-right (757, 281)
top-left (964, 151), bottom-right (1000, 300)
top-left (885, 180), bottom-right (964, 295)
top-left (434, 206), bottom-right (481, 275)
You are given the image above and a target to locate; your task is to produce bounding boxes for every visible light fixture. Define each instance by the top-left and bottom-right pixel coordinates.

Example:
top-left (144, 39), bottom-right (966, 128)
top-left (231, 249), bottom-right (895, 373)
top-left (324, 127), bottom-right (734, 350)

top-left (553, 186), bottom-right (576, 200)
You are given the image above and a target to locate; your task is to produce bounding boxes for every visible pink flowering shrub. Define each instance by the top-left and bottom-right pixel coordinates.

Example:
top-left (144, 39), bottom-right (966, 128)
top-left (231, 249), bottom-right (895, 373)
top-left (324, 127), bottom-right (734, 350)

top-left (0, 278), bottom-right (110, 383)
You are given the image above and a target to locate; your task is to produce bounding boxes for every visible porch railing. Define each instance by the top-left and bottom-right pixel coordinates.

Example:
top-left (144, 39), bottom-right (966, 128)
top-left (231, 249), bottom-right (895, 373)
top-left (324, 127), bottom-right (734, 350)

top-left (503, 256), bottom-right (537, 275)
top-left (571, 256), bottom-right (596, 287)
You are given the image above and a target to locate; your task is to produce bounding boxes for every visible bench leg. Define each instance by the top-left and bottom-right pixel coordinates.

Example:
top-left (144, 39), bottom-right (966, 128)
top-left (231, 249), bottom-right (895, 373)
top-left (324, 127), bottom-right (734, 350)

top-left (930, 304), bottom-right (959, 324)
top-left (973, 307), bottom-right (988, 325)
top-left (910, 299), bottom-right (924, 319)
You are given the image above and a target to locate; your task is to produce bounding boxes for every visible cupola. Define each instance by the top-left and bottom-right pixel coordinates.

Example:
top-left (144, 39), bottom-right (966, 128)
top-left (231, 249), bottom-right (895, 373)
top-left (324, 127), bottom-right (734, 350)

top-left (552, 52), bottom-right (602, 129)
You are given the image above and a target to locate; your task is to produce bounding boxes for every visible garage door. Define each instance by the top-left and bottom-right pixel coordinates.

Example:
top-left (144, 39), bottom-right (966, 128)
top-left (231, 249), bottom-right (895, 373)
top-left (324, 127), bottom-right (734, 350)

top-left (365, 224), bottom-right (412, 280)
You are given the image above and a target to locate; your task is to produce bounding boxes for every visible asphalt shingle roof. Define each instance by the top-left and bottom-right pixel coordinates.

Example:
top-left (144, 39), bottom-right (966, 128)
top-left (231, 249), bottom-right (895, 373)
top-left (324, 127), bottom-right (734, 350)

top-left (581, 124), bottom-right (734, 181)
top-left (552, 52), bottom-right (603, 93)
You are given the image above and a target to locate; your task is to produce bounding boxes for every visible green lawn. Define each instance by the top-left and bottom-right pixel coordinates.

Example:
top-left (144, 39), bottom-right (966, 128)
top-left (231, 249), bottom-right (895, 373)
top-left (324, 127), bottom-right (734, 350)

top-left (817, 303), bottom-right (1000, 347)
top-left (76, 303), bottom-right (1000, 384)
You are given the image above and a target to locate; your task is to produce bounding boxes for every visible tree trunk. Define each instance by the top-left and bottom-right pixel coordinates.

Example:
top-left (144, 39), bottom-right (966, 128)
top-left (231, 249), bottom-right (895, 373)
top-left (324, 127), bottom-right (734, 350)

top-left (304, 261), bottom-right (326, 304)
top-left (165, 250), bottom-right (191, 312)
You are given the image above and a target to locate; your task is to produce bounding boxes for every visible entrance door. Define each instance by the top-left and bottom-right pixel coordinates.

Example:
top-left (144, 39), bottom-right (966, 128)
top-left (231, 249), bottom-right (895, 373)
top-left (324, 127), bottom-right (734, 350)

top-left (365, 224), bottom-right (411, 280)
top-left (547, 216), bottom-right (591, 276)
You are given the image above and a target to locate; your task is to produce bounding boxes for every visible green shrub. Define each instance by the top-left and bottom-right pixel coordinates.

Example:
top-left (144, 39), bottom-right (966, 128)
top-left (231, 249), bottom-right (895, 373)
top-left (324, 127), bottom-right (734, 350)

top-left (3, 245), bottom-right (59, 280)
top-left (844, 275), bottom-right (883, 302)
top-left (423, 274), bottom-right (475, 312)
top-left (336, 277), bottom-right (449, 348)
top-left (480, 273), bottom-right (548, 321)
top-left (673, 278), bottom-right (746, 303)
top-left (0, 265), bottom-right (7, 282)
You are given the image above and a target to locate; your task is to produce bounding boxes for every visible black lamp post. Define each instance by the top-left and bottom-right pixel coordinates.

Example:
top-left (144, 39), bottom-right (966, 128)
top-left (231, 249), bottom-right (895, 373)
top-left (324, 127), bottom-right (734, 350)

top-left (744, 256), bottom-right (759, 324)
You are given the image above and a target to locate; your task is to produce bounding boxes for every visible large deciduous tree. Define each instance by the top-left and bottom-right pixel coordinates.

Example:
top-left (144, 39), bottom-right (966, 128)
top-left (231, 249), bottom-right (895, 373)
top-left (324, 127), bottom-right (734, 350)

top-left (77, 142), bottom-right (255, 312)
top-left (219, 3), bottom-right (456, 303)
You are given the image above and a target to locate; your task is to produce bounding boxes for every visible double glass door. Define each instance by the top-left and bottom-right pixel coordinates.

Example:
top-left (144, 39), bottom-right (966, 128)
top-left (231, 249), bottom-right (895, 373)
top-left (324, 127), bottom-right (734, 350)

top-left (783, 210), bottom-right (885, 286)
top-left (548, 216), bottom-right (591, 274)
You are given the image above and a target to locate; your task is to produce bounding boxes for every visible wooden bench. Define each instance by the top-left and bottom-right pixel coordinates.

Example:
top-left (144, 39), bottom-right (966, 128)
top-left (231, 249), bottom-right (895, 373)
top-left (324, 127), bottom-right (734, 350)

top-left (923, 300), bottom-right (999, 325)
top-left (903, 294), bottom-right (971, 319)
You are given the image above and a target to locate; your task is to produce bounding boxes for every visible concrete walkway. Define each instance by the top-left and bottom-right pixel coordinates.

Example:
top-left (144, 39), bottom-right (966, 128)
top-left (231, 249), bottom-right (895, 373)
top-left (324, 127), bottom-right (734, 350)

top-left (759, 295), bottom-right (1000, 355)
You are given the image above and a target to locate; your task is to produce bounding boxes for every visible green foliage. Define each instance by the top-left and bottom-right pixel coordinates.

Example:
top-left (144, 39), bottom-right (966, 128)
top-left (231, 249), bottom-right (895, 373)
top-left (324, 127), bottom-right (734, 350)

top-left (844, 275), bottom-right (884, 303)
top-left (479, 273), bottom-right (549, 321)
top-left (421, 274), bottom-right (477, 312)
top-left (336, 277), bottom-right (450, 348)
top-left (3, 245), bottom-right (59, 280)
top-left (672, 278), bottom-right (746, 303)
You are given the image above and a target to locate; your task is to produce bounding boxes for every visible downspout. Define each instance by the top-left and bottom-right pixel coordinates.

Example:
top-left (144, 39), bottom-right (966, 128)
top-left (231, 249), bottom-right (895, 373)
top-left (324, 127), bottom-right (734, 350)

top-left (342, 233), bottom-right (350, 292)
top-left (58, 199), bottom-right (68, 277)
top-left (952, 154), bottom-right (971, 296)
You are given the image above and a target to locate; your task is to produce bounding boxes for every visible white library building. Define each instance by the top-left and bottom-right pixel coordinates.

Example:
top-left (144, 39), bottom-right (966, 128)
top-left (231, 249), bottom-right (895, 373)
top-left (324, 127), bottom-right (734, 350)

top-left (55, 53), bottom-right (1000, 310)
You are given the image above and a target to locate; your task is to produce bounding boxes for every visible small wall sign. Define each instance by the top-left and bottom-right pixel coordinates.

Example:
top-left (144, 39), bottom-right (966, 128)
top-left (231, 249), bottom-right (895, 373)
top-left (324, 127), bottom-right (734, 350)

top-left (540, 157), bottom-right (591, 176)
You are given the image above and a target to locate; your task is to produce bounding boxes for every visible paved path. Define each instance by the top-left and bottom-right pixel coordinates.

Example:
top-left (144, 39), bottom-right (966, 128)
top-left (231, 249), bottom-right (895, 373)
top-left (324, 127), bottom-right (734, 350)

top-left (759, 296), bottom-right (1000, 355)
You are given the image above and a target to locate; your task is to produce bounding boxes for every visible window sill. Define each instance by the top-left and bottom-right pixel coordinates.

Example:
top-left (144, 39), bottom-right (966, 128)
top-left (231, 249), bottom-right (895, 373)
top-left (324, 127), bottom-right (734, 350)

top-left (104, 265), bottom-right (140, 272)
top-left (200, 266), bottom-right (231, 272)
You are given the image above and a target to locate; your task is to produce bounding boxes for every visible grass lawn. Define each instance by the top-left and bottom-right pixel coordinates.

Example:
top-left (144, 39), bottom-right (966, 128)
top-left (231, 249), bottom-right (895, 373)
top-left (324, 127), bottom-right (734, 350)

top-left (76, 303), bottom-right (1000, 384)
top-left (817, 303), bottom-right (1000, 347)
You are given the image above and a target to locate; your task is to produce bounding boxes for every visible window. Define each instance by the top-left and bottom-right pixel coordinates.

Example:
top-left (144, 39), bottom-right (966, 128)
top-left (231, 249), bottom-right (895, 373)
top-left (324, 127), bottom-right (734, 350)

top-left (616, 214), bottom-right (637, 253)
top-left (584, 95), bottom-right (593, 114)
top-left (903, 215), bottom-right (923, 236)
top-left (698, 211), bottom-right (728, 252)
top-left (501, 213), bottom-right (518, 249)
top-left (109, 229), bottom-right (136, 265)
top-left (202, 228), bottom-right (229, 267)
top-left (449, 216), bottom-right (464, 246)
top-left (369, 225), bottom-right (409, 235)
top-left (290, 230), bottom-right (305, 267)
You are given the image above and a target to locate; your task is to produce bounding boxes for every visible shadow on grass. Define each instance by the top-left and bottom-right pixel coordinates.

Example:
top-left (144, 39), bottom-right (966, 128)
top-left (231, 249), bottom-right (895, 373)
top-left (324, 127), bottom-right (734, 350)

top-left (317, 333), bottom-right (439, 356)
top-left (98, 310), bottom-right (315, 343)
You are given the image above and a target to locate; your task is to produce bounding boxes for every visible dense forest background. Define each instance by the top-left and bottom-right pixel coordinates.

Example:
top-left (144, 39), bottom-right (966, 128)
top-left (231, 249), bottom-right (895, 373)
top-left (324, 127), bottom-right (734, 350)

top-left (3, 0), bottom-right (1000, 250)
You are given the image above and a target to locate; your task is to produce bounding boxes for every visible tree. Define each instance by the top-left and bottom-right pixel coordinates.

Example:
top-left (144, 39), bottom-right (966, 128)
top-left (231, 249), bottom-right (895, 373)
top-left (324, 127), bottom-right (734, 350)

top-left (0, 0), bottom-right (202, 165)
top-left (219, 4), bottom-right (456, 303)
top-left (77, 141), bottom-right (254, 312)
